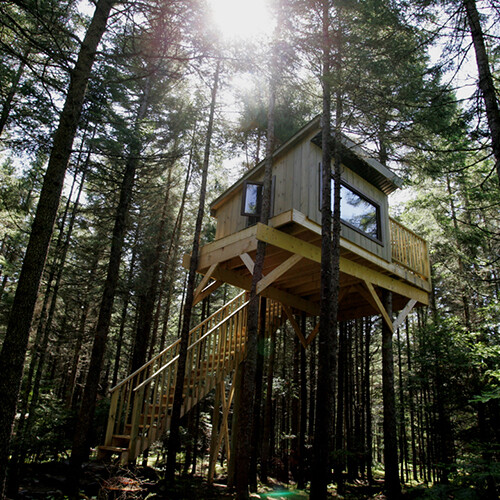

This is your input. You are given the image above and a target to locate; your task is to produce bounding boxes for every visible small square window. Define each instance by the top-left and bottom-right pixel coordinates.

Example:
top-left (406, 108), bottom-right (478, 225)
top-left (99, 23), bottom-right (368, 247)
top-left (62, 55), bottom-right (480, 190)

top-left (241, 181), bottom-right (263, 217)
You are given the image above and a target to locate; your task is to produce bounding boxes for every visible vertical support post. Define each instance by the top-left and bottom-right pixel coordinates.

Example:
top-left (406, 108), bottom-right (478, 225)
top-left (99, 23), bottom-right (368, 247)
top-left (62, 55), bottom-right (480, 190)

top-left (104, 389), bottom-right (119, 446)
top-left (228, 361), bottom-right (244, 487)
top-left (129, 386), bottom-right (145, 463)
top-left (208, 381), bottom-right (223, 482)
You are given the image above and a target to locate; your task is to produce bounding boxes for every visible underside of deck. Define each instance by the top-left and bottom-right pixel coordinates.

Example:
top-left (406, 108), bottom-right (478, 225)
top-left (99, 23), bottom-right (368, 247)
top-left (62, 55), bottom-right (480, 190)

top-left (184, 209), bottom-right (431, 325)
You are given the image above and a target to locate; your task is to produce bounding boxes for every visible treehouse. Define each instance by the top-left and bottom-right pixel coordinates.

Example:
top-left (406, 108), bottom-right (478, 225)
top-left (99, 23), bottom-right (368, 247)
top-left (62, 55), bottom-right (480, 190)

top-left (98, 116), bottom-right (431, 475)
top-left (190, 115), bottom-right (430, 323)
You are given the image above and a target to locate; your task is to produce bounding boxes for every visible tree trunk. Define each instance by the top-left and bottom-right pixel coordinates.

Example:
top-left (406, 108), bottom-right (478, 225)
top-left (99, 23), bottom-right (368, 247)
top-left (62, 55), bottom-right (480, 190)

top-left (365, 318), bottom-right (373, 483)
top-left (112, 225), bottom-right (140, 387)
top-left (0, 47), bottom-right (29, 137)
top-left (165, 60), bottom-right (220, 480)
top-left (310, 1), bottom-right (334, 496)
top-left (463, 0), bottom-right (500, 186)
top-left (381, 290), bottom-right (401, 498)
top-left (297, 313), bottom-right (307, 490)
top-left (153, 143), bottom-right (193, 352)
top-left (334, 322), bottom-right (345, 490)
top-left (71, 76), bottom-right (151, 471)
top-left (234, 13), bottom-right (280, 492)
top-left (132, 167), bottom-right (174, 371)
top-left (260, 315), bottom-right (277, 484)
top-left (396, 327), bottom-right (408, 483)
top-left (0, 1), bottom-right (114, 493)
top-left (249, 297), bottom-right (267, 492)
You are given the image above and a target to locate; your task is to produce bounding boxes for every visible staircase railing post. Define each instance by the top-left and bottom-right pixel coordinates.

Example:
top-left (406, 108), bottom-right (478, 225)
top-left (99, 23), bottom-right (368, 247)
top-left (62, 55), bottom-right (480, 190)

top-left (104, 389), bottom-right (120, 447)
top-left (129, 385), bottom-right (145, 462)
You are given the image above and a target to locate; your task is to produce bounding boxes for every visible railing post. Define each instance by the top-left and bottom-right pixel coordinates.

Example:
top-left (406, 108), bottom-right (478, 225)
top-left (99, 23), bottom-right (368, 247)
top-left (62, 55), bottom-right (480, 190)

top-left (129, 385), bottom-right (145, 462)
top-left (104, 389), bottom-right (120, 446)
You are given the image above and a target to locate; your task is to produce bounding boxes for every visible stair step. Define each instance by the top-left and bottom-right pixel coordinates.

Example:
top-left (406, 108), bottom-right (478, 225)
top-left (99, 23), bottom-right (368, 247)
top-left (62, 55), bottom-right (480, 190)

top-left (112, 434), bottom-right (131, 446)
top-left (98, 445), bottom-right (128, 453)
top-left (113, 434), bottom-right (131, 440)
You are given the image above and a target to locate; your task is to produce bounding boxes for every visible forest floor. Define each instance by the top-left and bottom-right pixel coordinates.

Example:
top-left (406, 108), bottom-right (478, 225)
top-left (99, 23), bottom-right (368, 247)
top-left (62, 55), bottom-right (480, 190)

top-left (15, 461), bottom-right (434, 499)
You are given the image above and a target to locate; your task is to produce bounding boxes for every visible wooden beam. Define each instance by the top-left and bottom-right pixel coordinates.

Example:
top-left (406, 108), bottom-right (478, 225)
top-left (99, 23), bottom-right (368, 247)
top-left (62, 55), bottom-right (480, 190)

top-left (290, 210), bottom-right (431, 289)
top-left (208, 381), bottom-right (222, 483)
top-left (210, 266), bottom-right (320, 315)
top-left (194, 263), bottom-right (218, 300)
top-left (240, 253), bottom-right (255, 274)
top-left (283, 305), bottom-right (308, 349)
top-left (255, 223), bottom-right (429, 304)
top-left (256, 223), bottom-right (321, 262)
top-left (392, 299), bottom-right (417, 331)
top-left (185, 226), bottom-right (259, 271)
top-left (208, 371), bottom-right (237, 483)
top-left (306, 322), bottom-right (320, 346)
top-left (361, 280), bottom-right (393, 332)
top-left (256, 254), bottom-right (303, 295)
top-left (193, 280), bottom-right (224, 306)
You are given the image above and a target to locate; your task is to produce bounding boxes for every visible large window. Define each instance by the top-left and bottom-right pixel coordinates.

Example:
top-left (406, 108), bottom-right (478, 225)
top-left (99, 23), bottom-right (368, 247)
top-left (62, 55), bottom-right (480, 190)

top-left (332, 179), bottom-right (381, 241)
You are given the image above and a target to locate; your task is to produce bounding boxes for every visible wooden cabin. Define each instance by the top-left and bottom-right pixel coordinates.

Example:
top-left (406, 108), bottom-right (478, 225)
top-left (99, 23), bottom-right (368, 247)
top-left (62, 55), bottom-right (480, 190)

top-left (99, 116), bottom-right (431, 468)
top-left (188, 116), bottom-right (431, 330)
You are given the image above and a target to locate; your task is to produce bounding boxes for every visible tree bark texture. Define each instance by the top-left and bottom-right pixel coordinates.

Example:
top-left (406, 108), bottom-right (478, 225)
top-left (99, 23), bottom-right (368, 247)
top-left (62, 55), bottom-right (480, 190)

top-left (463, 0), bottom-right (500, 186)
top-left (234, 11), bottom-right (280, 494)
top-left (310, 2), bottom-right (334, 497)
top-left (382, 290), bottom-right (401, 498)
top-left (165, 60), bottom-right (220, 480)
top-left (0, 0), bottom-right (114, 495)
top-left (71, 76), bottom-right (151, 471)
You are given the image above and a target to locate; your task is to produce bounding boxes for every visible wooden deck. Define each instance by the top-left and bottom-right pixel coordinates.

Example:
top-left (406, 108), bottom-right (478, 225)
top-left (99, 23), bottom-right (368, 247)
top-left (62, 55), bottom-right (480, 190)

top-left (184, 209), bottom-right (431, 324)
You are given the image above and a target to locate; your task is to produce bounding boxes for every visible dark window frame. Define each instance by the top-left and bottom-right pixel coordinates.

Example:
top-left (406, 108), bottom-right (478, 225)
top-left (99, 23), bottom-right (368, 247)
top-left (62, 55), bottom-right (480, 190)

top-left (241, 180), bottom-right (263, 217)
top-left (337, 178), bottom-right (382, 244)
top-left (318, 163), bottom-right (383, 244)
top-left (241, 177), bottom-right (276, 227)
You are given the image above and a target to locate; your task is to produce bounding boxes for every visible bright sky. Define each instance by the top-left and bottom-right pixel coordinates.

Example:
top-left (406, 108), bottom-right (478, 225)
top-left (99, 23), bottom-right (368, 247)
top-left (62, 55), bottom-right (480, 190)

top-left (207, 0), bottom-right (275, 41)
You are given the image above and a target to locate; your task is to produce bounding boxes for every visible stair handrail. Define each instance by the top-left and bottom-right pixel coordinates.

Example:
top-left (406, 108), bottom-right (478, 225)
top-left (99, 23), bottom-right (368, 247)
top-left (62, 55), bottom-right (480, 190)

top-left (108, 291), bottom-right (246, 393)
top-left (133, 299), bottom-right (250, 393)
top-left (110, 339), bottom-right (182, 392)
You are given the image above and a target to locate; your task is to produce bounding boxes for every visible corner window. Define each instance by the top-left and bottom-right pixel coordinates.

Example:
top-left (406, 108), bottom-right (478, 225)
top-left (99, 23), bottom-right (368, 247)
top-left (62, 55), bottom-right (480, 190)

top-left (333, 179), bottom-right (381, 241)
top-left (241, 181), bottom-right (263, 217)
top-left (318, 163), bottom-right (382, 242)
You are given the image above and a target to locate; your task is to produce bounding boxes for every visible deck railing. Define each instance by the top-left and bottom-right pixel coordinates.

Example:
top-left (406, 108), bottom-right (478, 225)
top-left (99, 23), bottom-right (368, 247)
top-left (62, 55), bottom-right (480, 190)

top-left (389, 218), bottom-right (430, 280)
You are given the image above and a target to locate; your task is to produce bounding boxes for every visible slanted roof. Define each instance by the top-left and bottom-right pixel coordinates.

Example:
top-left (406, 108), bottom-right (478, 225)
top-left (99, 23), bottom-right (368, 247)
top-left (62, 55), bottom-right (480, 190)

top-left (211, 116), bottom-right (403, 214)
top-left (311, 131), bottom-right (403, 195)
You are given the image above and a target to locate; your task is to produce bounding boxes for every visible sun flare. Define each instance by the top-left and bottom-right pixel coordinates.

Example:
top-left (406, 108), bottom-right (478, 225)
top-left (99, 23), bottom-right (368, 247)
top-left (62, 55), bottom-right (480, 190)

top-left (208, 0), bottom-right (275, 41)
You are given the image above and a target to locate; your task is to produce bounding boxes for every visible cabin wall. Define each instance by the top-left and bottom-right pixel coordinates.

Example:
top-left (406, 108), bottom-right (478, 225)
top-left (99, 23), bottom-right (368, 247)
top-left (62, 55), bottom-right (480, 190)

top-left (213, 131), bottom-right (391, 262)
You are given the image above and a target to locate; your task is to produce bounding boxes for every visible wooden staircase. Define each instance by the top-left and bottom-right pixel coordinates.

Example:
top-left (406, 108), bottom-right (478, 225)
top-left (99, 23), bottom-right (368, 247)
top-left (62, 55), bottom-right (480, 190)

top-left (97, 292), bottom-right (283, 465)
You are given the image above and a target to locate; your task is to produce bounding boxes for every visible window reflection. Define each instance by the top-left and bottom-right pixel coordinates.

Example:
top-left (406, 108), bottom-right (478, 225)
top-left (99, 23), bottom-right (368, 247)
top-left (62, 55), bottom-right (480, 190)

top-left (331, 179), bottom-right (380, 240)
top-left (241, 181), bottom-right (263, 217)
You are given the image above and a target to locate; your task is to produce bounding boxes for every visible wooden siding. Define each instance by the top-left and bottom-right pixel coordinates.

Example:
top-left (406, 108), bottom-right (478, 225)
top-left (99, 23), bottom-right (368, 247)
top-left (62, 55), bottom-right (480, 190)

top-left (213, 130), bottom-right (391, 262)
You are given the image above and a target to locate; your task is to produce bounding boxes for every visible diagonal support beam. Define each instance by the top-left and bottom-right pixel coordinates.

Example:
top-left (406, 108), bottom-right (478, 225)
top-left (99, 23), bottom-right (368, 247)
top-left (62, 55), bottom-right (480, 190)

top-left (210, 266), bottom-right (320, 315)
top-left (360, 280), bottom-right (393, 332)
top-left (305, 322), bottom-right (320, 346)
top-left (283, 305), bottom-right (308, 349)
top-left (193, 280), bottom-right (224, 306)
top-left (208, 368), bottom-right (237, 483)
top-left (255, 223), bottom-right (429, 304)
top-left (240, 253), bottom-right (255, 274)
top-left (194, 263), bottom-right (218, 301)
top-left (256, 254), bottom-right (303, 295)
top-left (392, 299), bottom-right (417, 331)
